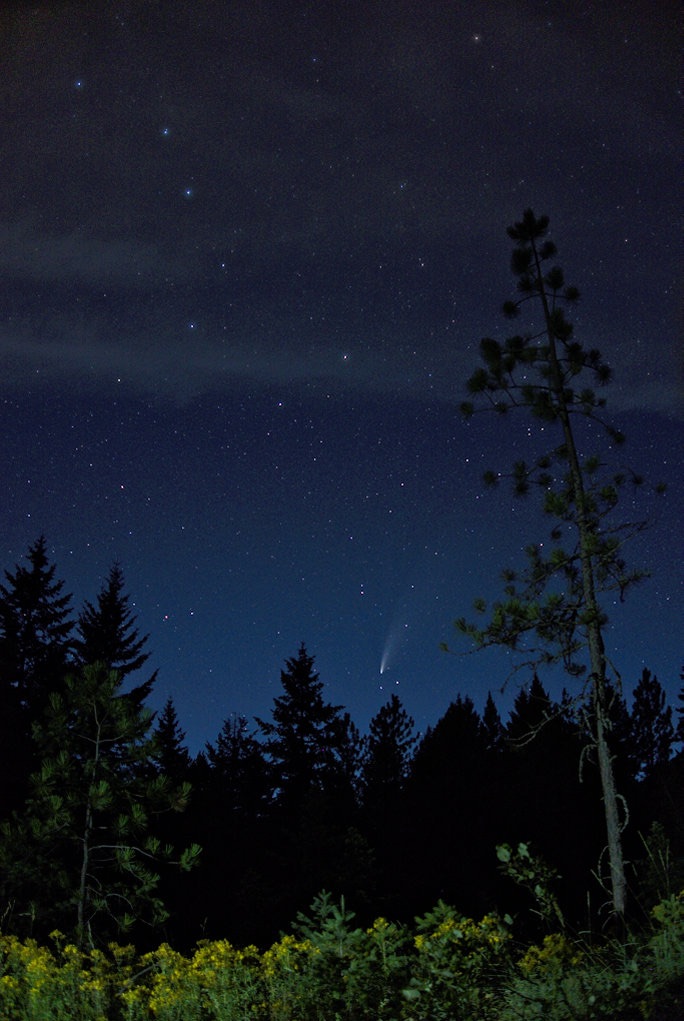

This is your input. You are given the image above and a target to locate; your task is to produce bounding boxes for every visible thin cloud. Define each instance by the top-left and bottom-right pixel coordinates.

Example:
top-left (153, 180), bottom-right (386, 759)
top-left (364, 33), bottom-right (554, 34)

top-left (0, 218), bottom-right (174, 287)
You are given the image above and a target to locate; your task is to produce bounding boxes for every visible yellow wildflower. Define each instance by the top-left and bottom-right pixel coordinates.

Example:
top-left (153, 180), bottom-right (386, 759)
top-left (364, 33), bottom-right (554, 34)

top-left (518, 932), bottom-right (583, 975)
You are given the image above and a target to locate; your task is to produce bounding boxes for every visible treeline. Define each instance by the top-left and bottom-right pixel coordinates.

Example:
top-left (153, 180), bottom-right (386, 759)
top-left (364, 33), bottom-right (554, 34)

top-left (1, 537), bottom-right (682, 951)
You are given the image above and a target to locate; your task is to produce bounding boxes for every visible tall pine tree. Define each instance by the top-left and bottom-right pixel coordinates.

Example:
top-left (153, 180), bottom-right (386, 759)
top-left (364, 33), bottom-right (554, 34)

top-left (406, 695), bottom-right (493, 917)
top-left (503, 676), bottom-right (604, 919)
top-left (256, 644), bottom-right (347, 809)
top-left (456, 210), bottom-right (662, 917)
top-left (361, 694), bottom-right (417, 811)
top-left (0, 537), bottom-right (74, 816)
top-left (205, 713), bottom-right (271, 818)
top-left (630, 669), bottom-right (675, 781)
top-left (0, 536), bottom-right (74, 714)
top-left (255, 646), bottom-right (362, 929)
top-left (153, 696), bottom-right (193, 782)
top-left (677, 667), bottom-right (684, 744)
top-left (75, 563), bottom-right (156, 706)
top-left (480, 691), bottom-right (505, 752)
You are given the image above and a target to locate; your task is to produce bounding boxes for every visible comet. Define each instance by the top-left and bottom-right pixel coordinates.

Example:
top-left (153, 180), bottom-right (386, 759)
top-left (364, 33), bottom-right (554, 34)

top-left (379, 620), bottom-right (408, 676)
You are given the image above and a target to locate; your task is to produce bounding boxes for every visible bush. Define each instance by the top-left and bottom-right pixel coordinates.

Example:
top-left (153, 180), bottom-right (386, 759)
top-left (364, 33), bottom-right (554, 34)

top-left (499, 891), bottom-right (684, 1021)
top-left (1, 891), bottom-right (682, 1020)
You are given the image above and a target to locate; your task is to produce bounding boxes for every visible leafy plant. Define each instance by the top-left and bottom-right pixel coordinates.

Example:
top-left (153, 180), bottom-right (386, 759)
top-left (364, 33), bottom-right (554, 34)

top-left (497, 841), bottom-right (565, 928)
top-left (402, 900), bottom-right (511, 1019)
top-left (1, 890), bottom-right (682, 1021)
top-left (0, 663), bottom-right (201, 948)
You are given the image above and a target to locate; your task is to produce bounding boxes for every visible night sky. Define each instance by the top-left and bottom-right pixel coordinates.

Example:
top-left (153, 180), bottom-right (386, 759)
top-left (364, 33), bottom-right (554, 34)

top-left (2, 1), bottom-right (681, 753)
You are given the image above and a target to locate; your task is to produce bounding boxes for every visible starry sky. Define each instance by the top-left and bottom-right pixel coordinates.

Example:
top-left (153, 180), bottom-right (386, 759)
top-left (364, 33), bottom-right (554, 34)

top-left (1, 0), bottom-right (682, 753)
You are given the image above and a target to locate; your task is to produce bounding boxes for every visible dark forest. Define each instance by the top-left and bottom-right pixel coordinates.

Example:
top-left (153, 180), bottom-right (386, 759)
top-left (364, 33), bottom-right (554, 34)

top-left (1, 535), bottom-right (681, 954)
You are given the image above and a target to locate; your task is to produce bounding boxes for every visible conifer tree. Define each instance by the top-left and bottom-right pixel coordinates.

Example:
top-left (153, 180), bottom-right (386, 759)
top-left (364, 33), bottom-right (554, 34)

top-left (205, 713), bottom-right (271, 817)
top-left (630, 669), bottom-right (675, 780)
top-left (356, 695), bottom-right (417, 915)
top-left (361, 693), bottom-right (417, 807)
top-left (480, 691), bottom-right (505, 752)
top-left (0, 663), bottom-right (200, 948)
top-left (456, 210), bottom-right (662, 917)
top-left (0, 536), bottom-right (74, 713)
top-left (153, 696), bottom-right (193, 782)
top-left (406, 695), bottom-right (493, 915)
top-left (0, 537), bottom-right (74, 815)
top-left (75, 563), bottom-right (156, 706)
top-left (254, 646), bottom-right (365, 927)
top-left (256, 644), bottom-right (347, 808)
top-left (506, 674), bottom-right (557, 747)
top-left (336, 711), bottom-right (365, 806)
top-left (677, 667), bottom-right (684, 744)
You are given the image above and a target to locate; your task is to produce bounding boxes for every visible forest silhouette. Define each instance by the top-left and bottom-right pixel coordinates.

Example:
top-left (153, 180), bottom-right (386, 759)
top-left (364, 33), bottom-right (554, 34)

top-left (0, 536), bottom-right (681, 951)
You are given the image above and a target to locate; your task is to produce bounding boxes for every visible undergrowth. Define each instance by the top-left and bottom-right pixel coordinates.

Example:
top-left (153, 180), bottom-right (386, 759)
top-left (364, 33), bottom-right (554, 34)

top-left (1, 886), bottom-right (682, 1019)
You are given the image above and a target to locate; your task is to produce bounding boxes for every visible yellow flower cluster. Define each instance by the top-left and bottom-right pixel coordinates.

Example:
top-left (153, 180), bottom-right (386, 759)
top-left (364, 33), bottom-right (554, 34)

top-left (0, 971), bottom-right (22, 1016)
top-left (123, 938), bottom-right (262, 1015)
top-left (367, 916), bottom-right (389, 934)
top-left (261, 934), bottom-right (317, 979)
top-left (0, 932), bottom-right (114, 1020)
top-left (518, 931), bottom-right (583, 975)
top-left (414, 912), bottom-right (510, 953)
top-left (143, 942), bottom-right (192, 1014)
top-left (0, 929), bottom-right (281, 1019)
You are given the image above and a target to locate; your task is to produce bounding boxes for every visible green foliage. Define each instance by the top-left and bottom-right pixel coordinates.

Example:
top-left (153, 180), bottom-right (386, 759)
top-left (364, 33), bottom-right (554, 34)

top-left (403, 901), bottom-right (511, 1019)
top-left (497, 841), bottom-right (565, 927)
top-left (504, 892), bottom-right (684, 1020)
top-left (2, 890), bottom-right (681, 1020)
top-left (291, 890), bottom-right (411, 1019)
top-left (0, 663), bottom-right (200, 948)
top-left (455, 209), bottom-right (659, 684)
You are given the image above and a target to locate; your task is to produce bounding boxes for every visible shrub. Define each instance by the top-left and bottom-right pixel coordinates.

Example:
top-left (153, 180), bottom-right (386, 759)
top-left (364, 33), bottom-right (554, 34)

top-left (0, 891), bottom-right (682, 1021)
top-left (402, 900), bottom-right (511, 1020)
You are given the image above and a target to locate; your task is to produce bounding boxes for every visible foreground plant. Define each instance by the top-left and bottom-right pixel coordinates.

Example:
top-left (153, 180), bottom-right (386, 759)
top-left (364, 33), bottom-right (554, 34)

top-left (0, 890), bottom-right (681, 1020)
top-left (503, 890), bottom-right (684, 1020)
top-left (403, 900), bottom-right (511, 1019)
top-left (0, 662), bottom-right (201, 950)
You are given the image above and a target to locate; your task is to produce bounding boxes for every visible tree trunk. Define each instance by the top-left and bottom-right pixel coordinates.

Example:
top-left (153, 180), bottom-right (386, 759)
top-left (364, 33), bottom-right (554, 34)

top-left (77, 705), bottom-right (103, 949)
top-left (532, 240), bottom-right (627, 918)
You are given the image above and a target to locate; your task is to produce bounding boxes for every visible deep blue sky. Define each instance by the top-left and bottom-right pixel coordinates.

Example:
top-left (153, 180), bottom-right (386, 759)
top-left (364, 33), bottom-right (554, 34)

top-left (1, 1), bottom-right (681, 752)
